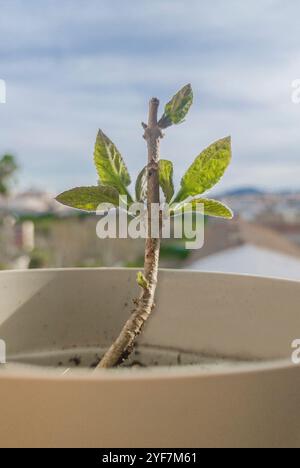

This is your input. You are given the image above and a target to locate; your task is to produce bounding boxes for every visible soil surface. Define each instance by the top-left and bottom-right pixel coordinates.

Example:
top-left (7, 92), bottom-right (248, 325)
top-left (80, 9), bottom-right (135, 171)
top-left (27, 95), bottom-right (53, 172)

top-left (5, 345), bottom-right (264, 371)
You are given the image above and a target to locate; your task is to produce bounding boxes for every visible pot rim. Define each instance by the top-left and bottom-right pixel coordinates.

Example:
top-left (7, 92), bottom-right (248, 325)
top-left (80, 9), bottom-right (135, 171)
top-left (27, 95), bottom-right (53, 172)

top-left (0, 268), bottom-right (299, 381)
top-left (0, 266), bottom-right (300, 285)
top-left (0, 358), bottom-right (297, 383)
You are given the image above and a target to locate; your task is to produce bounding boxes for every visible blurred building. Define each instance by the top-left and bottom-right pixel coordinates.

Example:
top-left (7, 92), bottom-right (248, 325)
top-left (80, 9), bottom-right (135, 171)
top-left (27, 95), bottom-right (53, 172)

top-left (185, 218), bottom-right (300, 280)
top-left (1, 189), bottom-right (300, 277)
top-left (0, 190), bottom-right (70, 217)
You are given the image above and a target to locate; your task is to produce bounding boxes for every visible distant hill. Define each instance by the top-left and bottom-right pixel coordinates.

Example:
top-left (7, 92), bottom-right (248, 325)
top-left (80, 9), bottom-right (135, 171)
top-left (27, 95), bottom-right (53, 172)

top-left (219, 187), bottom-right (265, 197)
top-left (219, 187), bottom-right (300, 197)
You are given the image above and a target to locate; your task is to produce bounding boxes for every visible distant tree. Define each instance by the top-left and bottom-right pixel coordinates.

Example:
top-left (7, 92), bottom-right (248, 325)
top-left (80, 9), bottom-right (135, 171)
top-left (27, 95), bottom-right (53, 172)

top-left (0, 154), bottom-right (18, 196)
top-left (28, 249), bottom-right (49, 269)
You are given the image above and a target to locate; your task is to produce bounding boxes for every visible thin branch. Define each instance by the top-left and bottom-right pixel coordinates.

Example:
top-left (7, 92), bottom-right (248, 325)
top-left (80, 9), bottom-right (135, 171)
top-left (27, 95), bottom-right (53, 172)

top-left (97, 98), bottom-right (162, 369)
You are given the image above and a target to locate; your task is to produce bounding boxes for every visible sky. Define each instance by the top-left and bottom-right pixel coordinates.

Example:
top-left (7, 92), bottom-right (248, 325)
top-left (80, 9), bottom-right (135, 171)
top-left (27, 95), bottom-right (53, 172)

top-left (0, 0), bottom-right (300, 194)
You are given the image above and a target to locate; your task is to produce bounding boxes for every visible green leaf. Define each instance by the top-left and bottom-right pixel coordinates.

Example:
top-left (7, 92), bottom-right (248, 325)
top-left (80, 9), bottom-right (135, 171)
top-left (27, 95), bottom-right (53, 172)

top-left (171, 198), bottom-right (233, 219)
top-left (159, 160), bottom-right (174, 203)
top-left (135, 166), bottom-right (147, 202)
top-left (94, 130), bottom-right (133, 201)
top-left (137, 271), bottom-right (149, 289)
top-left (159, 84), bottom-right (193, 129)
top-left (174, 136), bottom-right (231, 202)
top-left (135, 160), bottom-right (175, 203)
top-left (56, 186), bottom-right (120, 212)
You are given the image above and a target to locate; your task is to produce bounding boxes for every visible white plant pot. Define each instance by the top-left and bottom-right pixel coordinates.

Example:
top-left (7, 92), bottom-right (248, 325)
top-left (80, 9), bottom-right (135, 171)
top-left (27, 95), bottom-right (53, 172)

top-left (0, 268), bottom-right (299, 448)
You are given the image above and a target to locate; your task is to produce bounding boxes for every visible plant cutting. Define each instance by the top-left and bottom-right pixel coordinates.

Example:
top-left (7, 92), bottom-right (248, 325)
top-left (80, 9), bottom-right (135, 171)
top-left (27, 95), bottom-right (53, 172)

top-left (56, 84), bottom-right (233, 369)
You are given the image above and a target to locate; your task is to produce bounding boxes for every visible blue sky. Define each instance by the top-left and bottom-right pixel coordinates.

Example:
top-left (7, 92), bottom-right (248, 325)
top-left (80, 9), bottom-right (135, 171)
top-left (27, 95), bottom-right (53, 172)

top-left (0, 0), bottom-right (300, 194)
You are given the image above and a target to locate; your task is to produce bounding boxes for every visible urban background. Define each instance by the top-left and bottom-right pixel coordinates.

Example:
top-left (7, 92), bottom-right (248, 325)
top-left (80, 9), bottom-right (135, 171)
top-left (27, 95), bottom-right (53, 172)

top-left (1, 0), bottom-right (300, 280)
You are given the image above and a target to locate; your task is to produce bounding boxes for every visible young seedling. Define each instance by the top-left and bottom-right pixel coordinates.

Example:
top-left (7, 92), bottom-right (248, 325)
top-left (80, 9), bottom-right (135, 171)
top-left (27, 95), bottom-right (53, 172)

top-left (56, 84), bottom-right (233, 369)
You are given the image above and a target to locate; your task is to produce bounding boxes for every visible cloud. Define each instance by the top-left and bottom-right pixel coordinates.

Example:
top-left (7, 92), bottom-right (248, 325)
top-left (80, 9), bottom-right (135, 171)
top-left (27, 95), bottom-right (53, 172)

top-left (0, 0), bottom-right (300, 192)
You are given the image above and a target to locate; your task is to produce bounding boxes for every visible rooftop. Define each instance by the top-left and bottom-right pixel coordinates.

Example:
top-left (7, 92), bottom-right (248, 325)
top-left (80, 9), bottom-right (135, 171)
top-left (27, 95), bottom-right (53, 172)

top-left (185, 218), bottom-right (300, 280)
top-left (187, 244), bottom-right (300, 280)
